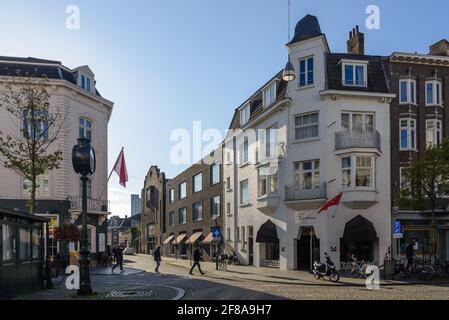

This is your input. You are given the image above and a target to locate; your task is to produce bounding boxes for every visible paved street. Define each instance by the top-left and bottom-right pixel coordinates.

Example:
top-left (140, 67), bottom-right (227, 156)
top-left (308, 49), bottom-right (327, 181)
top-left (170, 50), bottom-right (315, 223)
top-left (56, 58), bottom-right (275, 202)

top-left (16, 254), bottom-right (449, 300)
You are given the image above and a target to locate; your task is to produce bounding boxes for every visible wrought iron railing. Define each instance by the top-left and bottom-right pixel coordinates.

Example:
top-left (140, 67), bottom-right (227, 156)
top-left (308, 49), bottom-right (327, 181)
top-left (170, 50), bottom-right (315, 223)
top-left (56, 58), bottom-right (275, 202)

top-left (335, 130), bottom-right (381, 150)
top-left (284, 182), bottom-right (327, 201)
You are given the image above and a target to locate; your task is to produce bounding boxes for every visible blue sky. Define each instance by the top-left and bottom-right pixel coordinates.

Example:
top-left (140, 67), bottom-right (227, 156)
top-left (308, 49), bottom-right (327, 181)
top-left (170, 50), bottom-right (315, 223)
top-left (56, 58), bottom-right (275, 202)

top-left (1, 0), bottom-right (448, 216)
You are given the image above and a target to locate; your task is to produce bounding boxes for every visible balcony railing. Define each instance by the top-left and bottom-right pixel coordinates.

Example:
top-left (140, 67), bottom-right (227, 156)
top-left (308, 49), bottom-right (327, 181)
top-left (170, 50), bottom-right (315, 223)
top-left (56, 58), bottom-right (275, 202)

top-left (335, 130), bottom-right (381, 150)
top-left (284, 182), bottom-right (327, 201)
top-left (68, 196), bottom-right (109, 212)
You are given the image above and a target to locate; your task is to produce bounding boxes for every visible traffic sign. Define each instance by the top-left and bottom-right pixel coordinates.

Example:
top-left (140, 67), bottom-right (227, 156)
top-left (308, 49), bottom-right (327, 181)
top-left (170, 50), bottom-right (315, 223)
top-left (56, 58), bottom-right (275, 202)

top-left (212, 226), bottom-right (221, 241)
top-left (393, 233), bottom-right (403, 239)
top-left (394, 221), bottom-right (401, 234)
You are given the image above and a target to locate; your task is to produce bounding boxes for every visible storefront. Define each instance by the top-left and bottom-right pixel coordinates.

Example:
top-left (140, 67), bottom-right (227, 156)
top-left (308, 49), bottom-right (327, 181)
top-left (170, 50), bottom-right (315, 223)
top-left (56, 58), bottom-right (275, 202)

top-left (340, 215), bottom-right (378, 262)
top-left (0, 207), bottom-right (48, 299)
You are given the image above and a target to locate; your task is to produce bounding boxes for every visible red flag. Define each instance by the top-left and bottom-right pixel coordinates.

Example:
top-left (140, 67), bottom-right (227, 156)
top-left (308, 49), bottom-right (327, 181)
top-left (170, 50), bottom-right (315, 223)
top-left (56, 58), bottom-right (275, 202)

top-left (112, 149), bottom-right (128, 187)
top-left (318, 193), bottom-right (343, 214)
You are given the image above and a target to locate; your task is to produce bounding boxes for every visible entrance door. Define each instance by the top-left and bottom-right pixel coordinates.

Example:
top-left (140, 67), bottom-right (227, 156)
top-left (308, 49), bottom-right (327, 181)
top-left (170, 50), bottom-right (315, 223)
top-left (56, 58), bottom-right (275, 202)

top-left (248, 226), bottom-right (254, 265)
top-left (297, 227), bottom-right (320, 270)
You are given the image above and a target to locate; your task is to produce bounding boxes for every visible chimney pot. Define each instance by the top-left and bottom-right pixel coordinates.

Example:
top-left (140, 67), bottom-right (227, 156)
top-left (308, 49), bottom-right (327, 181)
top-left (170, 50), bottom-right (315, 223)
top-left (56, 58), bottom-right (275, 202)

top-left (347, 26), bottom-right (365, 55)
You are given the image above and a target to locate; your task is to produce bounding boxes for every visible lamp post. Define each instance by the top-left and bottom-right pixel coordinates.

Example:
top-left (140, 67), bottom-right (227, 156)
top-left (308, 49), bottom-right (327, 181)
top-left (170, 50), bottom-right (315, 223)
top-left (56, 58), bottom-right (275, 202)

top-left (72, 137), bottom-right (96, 296)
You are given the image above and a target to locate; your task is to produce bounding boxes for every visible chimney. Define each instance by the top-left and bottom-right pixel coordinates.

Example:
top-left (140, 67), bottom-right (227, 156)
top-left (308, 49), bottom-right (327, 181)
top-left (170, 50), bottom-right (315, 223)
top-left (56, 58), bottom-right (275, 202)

top-left (429, 39), bottom-right (449, 56)
top-left (347, 25), bottom-right (365, 55)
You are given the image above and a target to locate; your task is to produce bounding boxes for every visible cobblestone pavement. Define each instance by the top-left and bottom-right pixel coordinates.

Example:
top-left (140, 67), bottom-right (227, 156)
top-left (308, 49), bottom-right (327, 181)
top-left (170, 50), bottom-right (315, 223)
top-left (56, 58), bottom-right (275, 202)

top-left (14, 254), bottom-right (449, 300)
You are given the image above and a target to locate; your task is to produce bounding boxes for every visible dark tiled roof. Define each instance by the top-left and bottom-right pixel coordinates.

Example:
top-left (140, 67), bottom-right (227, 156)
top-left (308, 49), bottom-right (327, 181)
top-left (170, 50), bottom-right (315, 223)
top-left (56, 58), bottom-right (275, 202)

top-left (288, 14), bottom-right (324, 45)
top-left (326, 53), bottom-right (389, 93)
top-left (228, 70), bottom-right (288, 130)
top-left (0, 56), bottom-right (102, 97)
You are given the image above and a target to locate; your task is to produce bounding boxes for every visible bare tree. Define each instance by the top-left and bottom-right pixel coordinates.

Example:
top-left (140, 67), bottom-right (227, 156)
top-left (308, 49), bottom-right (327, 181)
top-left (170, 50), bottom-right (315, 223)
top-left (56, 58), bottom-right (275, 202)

top-left (0, 71), bottom-right (64, 213)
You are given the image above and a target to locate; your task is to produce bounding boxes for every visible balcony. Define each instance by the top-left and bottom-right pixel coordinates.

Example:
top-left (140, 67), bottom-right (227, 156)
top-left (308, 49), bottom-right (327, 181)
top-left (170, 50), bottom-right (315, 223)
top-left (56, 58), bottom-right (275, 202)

top-left (284, 182), bottom-right (327, 210)
top-left (255, 194), bottom-right (280, 214)
top-left (335, 130), bottom-right (381, 151)
top-left (68, 196), bottom-right (110, 214)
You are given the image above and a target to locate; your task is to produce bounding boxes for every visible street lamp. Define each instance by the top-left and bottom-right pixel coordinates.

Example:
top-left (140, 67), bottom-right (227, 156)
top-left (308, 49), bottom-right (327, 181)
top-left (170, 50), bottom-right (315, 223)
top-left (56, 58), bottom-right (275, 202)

top-left (72, 137), bottom-right (96, 296)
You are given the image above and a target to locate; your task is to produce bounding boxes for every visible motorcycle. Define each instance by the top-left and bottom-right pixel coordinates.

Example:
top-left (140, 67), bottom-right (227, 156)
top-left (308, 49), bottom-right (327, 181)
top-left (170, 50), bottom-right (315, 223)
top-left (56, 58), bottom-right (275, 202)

top-left (312, 252), bottom-right (340, 282)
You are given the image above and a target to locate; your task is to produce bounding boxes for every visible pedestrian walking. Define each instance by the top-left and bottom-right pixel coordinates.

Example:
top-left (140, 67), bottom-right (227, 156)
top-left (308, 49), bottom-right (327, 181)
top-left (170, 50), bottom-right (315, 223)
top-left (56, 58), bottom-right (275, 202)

top-left (189, 245), bottom-right (205, 275)
top-left (406, 240), bottom-right (416, 271)
top-left (154, 246), bottom-right (161, 273)
top-left (112, 245), bottom-right (124, 273)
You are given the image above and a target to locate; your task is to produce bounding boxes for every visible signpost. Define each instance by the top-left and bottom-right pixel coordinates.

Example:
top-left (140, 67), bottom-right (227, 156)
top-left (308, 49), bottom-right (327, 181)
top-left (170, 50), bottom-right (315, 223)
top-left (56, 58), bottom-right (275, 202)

top-left (212, 225), bottom-right (221, 270)
top-left (393, 220), bottom-right (403, 238)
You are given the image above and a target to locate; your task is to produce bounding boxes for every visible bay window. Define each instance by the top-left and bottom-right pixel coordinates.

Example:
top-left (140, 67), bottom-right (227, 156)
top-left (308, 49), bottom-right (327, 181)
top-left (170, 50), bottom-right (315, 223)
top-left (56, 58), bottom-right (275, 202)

top-left (426, 80), bottom-right (442, 106)
top-left (426, 119), bottom-right (442, 147)
top-left (258, 171), bottom-right (278, 197)
top-left (341, 112), bottom-right (374, 134)
top-left (399, 79), bottom-right (416, 104)
top-left (294, 160), bottom-right (320, 190)
top-left (400, 119), bottom-right (416, 150)
top-left (341, 155), bottom-right (375, 189)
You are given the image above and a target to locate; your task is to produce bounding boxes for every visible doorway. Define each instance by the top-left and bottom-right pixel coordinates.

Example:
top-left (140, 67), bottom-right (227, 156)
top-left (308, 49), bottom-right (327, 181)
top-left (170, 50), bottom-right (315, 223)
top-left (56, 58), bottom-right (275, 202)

top-left (296, 227), bottom-right (320, 270)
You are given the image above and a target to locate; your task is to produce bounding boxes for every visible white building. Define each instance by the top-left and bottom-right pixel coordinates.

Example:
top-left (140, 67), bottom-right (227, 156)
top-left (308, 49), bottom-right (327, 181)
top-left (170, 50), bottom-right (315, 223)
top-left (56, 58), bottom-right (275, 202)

top-left (224, 15), bottom-right (394, 270)
top-left (0, 56), bottom-right (114, 260)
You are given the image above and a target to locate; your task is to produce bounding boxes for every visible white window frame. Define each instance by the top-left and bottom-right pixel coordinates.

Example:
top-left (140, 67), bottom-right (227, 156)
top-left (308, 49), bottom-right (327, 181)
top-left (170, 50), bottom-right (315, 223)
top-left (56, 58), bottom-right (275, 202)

top-left (79, 117), bottom-right (93, 140)
top-left (342, 61), bottom-right (368, 87)
top-left (399, 78), bottom-right (417, 105)
top-left (257, 171), bottom-right (278, 198)
top-left (341, 111), bottom-right (375, 134)
top-left (23, 174), bottom-right (50, 198)
top-left (426, 119), bottom-right (443, 147)
top-left (341, 154), bottom-right (376, 190)
top-left (294, 160), bottom-right (320, 190)
top-left (240, 179), bottom-right (249, 205)
top-left (298, 56), bottom-right (314, 87)
top-left (263, 82), bottom-right (277, 107)
top-left (426, 80), bottom-right (443, 106)
top-left (399, 118), bottom-right (417, 151)
top-left (294, 112), bottom-right (319, 141)
top-left (240, 103), bottom-right (250, 126)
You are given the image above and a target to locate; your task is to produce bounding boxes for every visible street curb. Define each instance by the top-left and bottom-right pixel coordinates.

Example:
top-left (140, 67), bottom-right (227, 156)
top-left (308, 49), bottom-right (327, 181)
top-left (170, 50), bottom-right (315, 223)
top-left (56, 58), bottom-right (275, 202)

top-left (164, 261), bottom-right (449, 287)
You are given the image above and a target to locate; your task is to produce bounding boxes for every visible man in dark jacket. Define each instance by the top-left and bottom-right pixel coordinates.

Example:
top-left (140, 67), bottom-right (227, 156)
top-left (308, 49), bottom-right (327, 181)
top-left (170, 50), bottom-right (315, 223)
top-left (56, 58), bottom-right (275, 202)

top-left (405, 240), bottom-right (416, 271)
top-left (189, 245), bottom-right (205, 275)
top-left (154, 246), bottom-right (162, 273)
top-left (112, 245), bottom-right (124, 273)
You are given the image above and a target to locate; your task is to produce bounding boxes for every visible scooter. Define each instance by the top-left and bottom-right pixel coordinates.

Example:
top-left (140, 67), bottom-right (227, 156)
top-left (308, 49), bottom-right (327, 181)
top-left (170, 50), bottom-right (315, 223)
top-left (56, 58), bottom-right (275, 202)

top-left (312, 252), bottom-right (340, 282)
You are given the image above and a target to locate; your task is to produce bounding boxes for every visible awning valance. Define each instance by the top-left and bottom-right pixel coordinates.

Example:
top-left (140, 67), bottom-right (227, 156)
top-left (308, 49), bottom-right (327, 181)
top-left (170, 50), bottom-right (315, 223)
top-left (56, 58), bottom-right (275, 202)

top-left (163, 234), bottom-right (175, 244)
top-left (175, 233), bottom-right (187, 244)
top-left (256, 219), bottom-right (279, 243)
top-left (342, 215), bottom-right (377, 242)
top-left (202, 233), bottom-right (213, 244)
top-left (185, 232), bottom-right (203, 244)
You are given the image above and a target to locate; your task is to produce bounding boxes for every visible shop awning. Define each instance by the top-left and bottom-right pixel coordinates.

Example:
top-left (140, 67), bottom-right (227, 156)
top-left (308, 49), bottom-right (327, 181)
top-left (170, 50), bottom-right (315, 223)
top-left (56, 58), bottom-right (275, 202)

top-left (256, 219), bottom-right (279, 243)
top-left (175, 233), bottom-right (187, 244)
top-left (163, 234), bottom-right (175, 244)
top-left (202, 233), bottom-right (213, 244)
top-left (342, 215), bottom-right (377, 242)
top-left (185, 232), bottom-right (203, 244)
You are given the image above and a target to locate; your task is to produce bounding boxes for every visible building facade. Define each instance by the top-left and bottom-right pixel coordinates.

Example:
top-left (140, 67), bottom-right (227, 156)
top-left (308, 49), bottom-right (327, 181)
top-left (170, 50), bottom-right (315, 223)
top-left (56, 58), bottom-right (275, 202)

top-left (131, 194), bottom-right (141, 216)
top-left (388, 40), bottom-right (449, 263)
top-left (141, 166), bottom-right (166, 254)
top-left (0, 56), bottom-right (114, 262)
top-left (163, 151), bottom-right (223, 261)
top-left (224, 16), bottom-right (393, 270)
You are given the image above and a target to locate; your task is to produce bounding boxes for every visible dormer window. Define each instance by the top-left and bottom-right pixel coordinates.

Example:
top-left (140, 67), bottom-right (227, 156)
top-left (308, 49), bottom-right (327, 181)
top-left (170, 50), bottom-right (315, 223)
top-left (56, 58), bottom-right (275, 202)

top-left (240, 103), bottom-right (250, 126)
top-left (263, 82), bottom-right (276, 107)
top-left (299, 56), bottom-right (314, 87)
top-left (342, 60), bottom-right (368, 87)
top-left (79, 74), bottom-right (92, 92)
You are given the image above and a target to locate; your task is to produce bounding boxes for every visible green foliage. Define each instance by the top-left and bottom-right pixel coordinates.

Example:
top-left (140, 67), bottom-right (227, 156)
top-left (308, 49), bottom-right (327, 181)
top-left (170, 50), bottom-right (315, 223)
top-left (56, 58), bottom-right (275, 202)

top-left (0, 71), bottom-right (64, 213)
